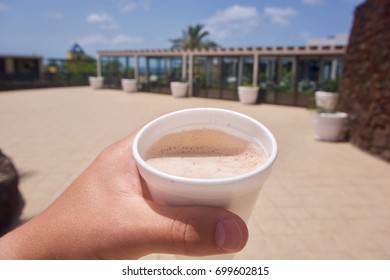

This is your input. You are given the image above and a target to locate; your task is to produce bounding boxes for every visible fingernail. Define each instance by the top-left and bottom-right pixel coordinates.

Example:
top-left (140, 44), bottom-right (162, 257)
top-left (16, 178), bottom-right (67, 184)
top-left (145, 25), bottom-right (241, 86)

top-left (215, 217), bottom-right (243, 253)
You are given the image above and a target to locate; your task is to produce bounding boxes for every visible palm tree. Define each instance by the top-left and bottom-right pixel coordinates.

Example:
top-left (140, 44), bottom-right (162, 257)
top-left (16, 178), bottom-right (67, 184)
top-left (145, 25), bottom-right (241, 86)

top-left (169, 24), bottom-right (218, 50)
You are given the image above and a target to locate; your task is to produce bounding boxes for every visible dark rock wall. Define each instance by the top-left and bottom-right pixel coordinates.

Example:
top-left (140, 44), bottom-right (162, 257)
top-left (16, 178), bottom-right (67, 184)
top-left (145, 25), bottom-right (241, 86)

top-left (0, 150), bottom-right (22, 234)
top-left (339, 0), bottom-right (390, 162)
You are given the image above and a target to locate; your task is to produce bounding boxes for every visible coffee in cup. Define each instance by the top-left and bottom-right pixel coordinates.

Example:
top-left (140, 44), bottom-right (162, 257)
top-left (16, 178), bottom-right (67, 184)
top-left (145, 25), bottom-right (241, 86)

top-left (144, 128), bottom-right (267, 179)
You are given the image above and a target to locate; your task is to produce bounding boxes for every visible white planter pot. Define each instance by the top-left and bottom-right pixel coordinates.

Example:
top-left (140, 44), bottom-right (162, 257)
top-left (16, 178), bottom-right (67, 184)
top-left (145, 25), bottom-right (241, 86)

top-left (315, 91), bottom-right (339, 111)
top-left (89, 76), bottom-right (104, 89)
top-left (238, 86), bottom-right (259, 104)
top-left (170, 82), bottom-right (188, 97)
top-left (121, 78), bottom-right (137, 93)
top-left (313, 112), bottom-right (348, 141)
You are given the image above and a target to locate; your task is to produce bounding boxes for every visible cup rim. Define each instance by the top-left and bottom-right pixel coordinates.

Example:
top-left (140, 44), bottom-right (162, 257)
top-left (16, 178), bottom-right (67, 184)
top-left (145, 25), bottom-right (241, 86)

top-left (132, 108), bottom-right (278, 186)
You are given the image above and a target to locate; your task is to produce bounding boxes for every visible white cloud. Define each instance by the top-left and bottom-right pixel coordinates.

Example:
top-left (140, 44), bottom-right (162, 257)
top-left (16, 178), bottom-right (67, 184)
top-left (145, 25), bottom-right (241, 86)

top-left (77, 33), bottom-right (144, 47)
top-left (204, 5), bottom-right (260, 39)
top-left (86, 13), bottom-right (119, 30)
top-left (78, 34), bottom-right (108, 46)
top-left (87, 13), bottom-right (112, 23)
top-left (299, 31), bottom-right (312, 41)
top-left (119, 0), bottom-right (150, 13)
top-left (0, 2), bottom-right (8, 12)
top-left (121, 2), bottom-right (136, 13)
top-left (112, 34), bottom-right (144, 45)
top-left (302, 0), bottom-right (325, 5)
top-left (264, 7), bottom-right (297, 26)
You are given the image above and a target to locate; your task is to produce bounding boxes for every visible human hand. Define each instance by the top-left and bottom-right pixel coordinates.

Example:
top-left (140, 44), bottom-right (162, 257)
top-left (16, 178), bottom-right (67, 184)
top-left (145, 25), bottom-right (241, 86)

top-left (0, 132), bottom-right (248, 259)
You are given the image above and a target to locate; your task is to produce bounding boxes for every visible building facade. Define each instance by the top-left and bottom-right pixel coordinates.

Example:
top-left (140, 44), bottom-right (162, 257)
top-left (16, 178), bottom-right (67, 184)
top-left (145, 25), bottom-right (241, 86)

top-left (0, 55), bottom-right (43, 81)
top-left (97, 45), bottom-right (345, 107)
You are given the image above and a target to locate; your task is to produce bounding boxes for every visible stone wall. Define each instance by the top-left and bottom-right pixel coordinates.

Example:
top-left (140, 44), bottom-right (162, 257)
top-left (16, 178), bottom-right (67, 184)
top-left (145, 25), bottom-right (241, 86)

top-left (339, 0), bottom-right (390, 162)
top-left (0, 150), bottom-right (22, 235)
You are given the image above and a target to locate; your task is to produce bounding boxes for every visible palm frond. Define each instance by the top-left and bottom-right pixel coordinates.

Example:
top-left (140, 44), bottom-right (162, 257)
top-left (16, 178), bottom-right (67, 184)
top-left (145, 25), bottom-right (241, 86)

top-left (169, 24), bottom-right (219, 50)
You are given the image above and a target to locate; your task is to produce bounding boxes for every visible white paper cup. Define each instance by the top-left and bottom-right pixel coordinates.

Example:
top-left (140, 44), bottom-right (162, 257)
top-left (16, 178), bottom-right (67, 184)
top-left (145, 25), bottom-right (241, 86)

top-left (132, 108), bottom-right (277, 222)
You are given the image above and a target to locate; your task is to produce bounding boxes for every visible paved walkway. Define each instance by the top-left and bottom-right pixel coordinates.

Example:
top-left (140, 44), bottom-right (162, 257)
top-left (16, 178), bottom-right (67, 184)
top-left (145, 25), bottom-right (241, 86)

top-left (1, 86), bottom-right (390, 259)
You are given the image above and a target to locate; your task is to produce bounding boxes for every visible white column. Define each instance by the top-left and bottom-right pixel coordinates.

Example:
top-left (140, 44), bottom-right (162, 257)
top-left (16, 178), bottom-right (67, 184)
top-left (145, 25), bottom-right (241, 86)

top-left (238, 57), bottom-right (243, 85)
top-left (97, 55), bottom-right (102, 77)
top-left (318, 57), bottom-right (325, 85)
top-left (38, 57), bottom-right (44, 81)
top-left (5, 58), bottom-right (14, 74)
top-left (182, 53), bottom-right (187, 81)
top-left (134, 55), bottom-right (139, 80)
top-left (253, 53), bottom-right (259, 86)
top-left (331, 59), bottom-right (338, 80)
top-left (188, 53), bottom-right (193, 96)
top-left (292, 56), bottom-right (297, 83)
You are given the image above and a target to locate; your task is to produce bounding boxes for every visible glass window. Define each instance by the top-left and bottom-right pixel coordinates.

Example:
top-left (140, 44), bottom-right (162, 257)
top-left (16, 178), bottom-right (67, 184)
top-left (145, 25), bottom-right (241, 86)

top-left (170, 57), bottom-right (182, 81)
top-left (147, 57), bottom-right (159, 83)
top-left (125, 56), bottom-right (135, 79)
top-left (278, 57), bottom-right (295, 93)
top-left (259, 57), bottom-right (278, 103)
top-left (321, 59), bottom-right (332, 82)
top-left (241, 56), bottom-right (253, 85)
top-left (320, 57), bottom-right (342, 92)
top-left (298, 57), bottom-right (320, 94)
top-left (0, 58), bottom-right (5, 74)
top-left (259, 57), bottom-right (277, 92)
top-left (193, 56), bottom-right (207, 86)
top-left (101, 56), bottom-right (110, 77)
top-left (136, 56), bottom-right (146, 85)
top-left (117, 57), bottom-right (127, 77)
top-left (223, 57), bottom-right (238, 90)
top-left (209, 57), bottom-right (221, 90)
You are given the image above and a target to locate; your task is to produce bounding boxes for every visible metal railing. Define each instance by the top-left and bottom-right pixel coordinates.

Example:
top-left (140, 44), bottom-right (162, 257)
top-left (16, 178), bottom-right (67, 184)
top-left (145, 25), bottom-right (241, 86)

top-left (0, 72), bottom-right (96, 91)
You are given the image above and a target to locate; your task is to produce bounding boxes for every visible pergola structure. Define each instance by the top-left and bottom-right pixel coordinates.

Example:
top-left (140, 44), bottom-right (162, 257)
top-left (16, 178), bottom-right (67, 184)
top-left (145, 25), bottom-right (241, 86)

top-left (97, 45), bottom-right (345, 107)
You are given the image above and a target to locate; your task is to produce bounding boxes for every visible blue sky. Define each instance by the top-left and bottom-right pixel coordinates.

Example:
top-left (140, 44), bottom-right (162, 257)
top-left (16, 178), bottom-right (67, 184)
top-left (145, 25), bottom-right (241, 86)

top-left (0, 0), bottom-right (364, 58)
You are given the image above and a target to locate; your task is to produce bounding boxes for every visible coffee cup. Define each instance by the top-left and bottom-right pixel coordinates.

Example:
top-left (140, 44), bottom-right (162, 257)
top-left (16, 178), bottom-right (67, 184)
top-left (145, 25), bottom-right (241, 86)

top-left (132, 108), bottom-right (277, 222)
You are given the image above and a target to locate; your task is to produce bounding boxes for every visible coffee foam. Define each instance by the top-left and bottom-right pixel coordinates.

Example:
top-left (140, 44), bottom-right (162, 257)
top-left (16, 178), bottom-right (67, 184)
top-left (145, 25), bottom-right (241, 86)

top-left (145, 129), bottom-right (267, 179)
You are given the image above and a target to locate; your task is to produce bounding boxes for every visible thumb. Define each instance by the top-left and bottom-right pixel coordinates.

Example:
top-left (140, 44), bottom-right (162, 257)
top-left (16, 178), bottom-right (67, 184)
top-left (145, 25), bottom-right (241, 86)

top-left (145, 203), bottom-right (249, 257)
